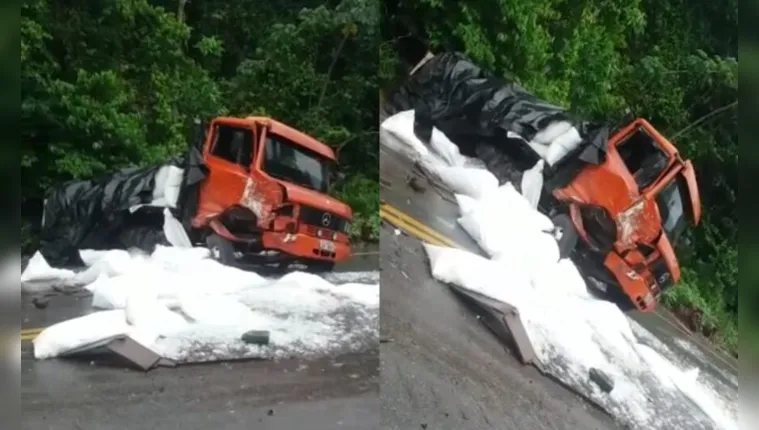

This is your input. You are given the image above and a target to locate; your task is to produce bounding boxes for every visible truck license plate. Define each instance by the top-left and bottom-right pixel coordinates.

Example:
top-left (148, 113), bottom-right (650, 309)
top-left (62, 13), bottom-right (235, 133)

top-left (319, 239), bottom-right (336, 252)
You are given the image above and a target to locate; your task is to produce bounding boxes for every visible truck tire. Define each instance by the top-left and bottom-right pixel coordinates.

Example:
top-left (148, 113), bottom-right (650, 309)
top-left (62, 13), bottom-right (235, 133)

top-left (206, 233), bottom-right (236, 266)
top-left (550, 214), bottom-right (578, 259)
top-left (306, 260), bottom-right (336, 273)
top-left (606, 285), bottom-right (636, 312)
top-left (587, 274), bottom-right (636, 312)
top-left (118, 226), bottom-right (169, 254)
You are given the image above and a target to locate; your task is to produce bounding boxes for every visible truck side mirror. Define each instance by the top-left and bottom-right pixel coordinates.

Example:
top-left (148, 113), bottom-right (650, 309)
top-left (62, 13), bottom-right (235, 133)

top-left (187, 117), bottom-right (207, 150)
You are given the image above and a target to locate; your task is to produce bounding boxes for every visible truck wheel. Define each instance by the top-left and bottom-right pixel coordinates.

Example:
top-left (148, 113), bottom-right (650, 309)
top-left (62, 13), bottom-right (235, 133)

top-left (118, 226), bottom-right (169, 254)
top-left (206, 233), bottom-right (236, 266)
top-left (606, 285), bottom-right (636, 312)
top-left (587, 275), bottom-right (636, 312)
top-left (306, 260), bottom-right (335, 273)
top-left (550, 214), bottom-right (578, 259)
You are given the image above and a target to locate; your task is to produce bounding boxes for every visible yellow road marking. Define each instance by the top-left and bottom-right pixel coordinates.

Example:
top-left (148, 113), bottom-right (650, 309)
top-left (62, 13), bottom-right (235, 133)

top-left (380, 208), bottom-right (450, 248)
top-left (21, 328), bottom-right (44, 341)
top-left (380, 203), bottom-right (459, 248)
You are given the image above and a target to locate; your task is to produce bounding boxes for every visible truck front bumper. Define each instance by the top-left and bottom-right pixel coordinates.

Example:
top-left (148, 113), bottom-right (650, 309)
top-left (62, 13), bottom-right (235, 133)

top-left (604, 251), bottom-right (657, 312)
top-left (262, 231), bottom-right (351, 262)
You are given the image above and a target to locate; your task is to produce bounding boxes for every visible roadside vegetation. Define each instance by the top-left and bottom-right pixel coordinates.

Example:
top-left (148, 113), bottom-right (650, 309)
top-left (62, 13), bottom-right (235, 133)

top-left (21, 0), bottom-right (380, 248)
top-left (382, 0), bottom-right (738, 355)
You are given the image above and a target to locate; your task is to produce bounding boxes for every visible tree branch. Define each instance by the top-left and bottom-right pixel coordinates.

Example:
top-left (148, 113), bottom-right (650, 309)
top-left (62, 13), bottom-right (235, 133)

top-left (671, 100), bottom-right (738, 141)
top-left (177, 0), bottom-right (188, 23)
top-left (334, 131), bottom-right (379, 157)
top-left (316, 30), bottom-right (350, 110)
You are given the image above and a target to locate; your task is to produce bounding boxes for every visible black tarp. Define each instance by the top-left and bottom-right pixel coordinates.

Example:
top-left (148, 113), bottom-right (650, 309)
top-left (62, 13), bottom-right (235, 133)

top-left (382, 52), bottom-right (610, 189)
top-left (39, 146), bottom-right (208, 266)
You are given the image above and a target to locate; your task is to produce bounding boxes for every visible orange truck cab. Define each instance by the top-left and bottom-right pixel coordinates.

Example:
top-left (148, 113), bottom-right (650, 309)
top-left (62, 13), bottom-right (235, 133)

top-left (189, 116), bottom-right (353, 270)
top-left (551, 118), bottom-right (701, 311)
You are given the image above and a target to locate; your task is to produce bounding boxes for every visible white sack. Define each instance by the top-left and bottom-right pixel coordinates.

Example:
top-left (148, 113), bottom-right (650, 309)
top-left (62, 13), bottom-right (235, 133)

top-left (33, 310), bottom-right (131, 359)
top-left (436, 166), bottom-right (499, 200)
top-left (78, 250), bottom-right (110, 267)
top-left (179, 294), bottom-right (261, 327)
top-left (380, 110), bottom-right (430, 158)
top-left (162, 166), bottom-right (184, 208)
top-left (532, 120), bottom-right (573, 146)
top-left (65, 250), bottom-right (135, 287)
top-left (163, 208), bottom-right (192, 248)
top-left (125, 291), bottom-right (188, 336)
top-left (21, 252), bottom-right (75, 286)
top-left (430, 127), bottom-right (466, 167)
top-left (545, 127), bottom-right (583, 166)
top-left (521, 160), bottom-right (545, 209)
top-left (455, 194), bottom-right (479, 216)
top-left (526, 141), bottom-right (550, 159)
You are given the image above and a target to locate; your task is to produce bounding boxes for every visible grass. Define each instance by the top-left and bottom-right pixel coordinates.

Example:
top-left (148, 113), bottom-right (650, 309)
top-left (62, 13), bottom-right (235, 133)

top-left (660, 274), bottom-right (738, 358)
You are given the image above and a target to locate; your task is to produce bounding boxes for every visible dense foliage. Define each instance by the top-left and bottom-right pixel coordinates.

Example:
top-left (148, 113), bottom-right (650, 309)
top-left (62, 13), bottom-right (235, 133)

top-left (21, 0), bottom-right (380, 245)
top-left (741, 1), bottom-right (759, 362)
top-left (382, 0), bottom-right (738, 354)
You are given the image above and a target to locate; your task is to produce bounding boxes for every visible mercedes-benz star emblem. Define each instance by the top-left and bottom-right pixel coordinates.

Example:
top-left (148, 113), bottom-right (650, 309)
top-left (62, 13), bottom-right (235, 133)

top-left (321, 212), bottom-right (332, 227)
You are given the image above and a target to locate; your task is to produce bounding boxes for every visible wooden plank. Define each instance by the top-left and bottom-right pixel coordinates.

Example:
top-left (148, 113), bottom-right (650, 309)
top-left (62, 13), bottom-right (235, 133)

top-left (59, 335), bottom-right (176, 371)
top-left (106, 337), bottom-right (176, 371)
top-left (502, 310), bottom-right (540, 368)
top-left (449, 284), bottom-right (542, 370)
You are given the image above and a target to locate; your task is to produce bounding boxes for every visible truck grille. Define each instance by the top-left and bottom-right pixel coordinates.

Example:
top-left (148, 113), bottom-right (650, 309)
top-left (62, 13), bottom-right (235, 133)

top-left (299, 206), bottom-right (349, 233)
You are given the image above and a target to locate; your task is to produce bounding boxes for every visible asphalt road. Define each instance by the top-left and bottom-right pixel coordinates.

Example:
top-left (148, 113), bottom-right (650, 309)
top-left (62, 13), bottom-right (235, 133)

top-left (380, 226), bottom-right (616, 430)
top-left (378, 142), bottom-right (738, 429)
top-left (21, 246), bottom-right (380, 430)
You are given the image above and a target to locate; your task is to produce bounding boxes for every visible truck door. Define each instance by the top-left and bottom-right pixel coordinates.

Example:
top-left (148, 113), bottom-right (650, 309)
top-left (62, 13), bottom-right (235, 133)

top-left (241, 124), bottom-right (287, 227)
top-left (193, 120), bottom-right (256, 226)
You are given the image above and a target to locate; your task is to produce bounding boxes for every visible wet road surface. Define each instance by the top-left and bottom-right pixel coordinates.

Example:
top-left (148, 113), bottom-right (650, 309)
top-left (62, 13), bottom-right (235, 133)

top-left (21, 349), bottom-right (379, 430)
top-left (378, 143), bottom-right (738, 428)
top-left (21, 246), bottom-right (380, 430)
top-left (380, 226), bottom-right (617, 429)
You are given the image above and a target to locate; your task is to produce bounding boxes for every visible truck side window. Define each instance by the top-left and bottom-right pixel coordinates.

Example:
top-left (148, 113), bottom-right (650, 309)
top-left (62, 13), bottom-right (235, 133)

top-left (211, 125), bottom-right (254, 168)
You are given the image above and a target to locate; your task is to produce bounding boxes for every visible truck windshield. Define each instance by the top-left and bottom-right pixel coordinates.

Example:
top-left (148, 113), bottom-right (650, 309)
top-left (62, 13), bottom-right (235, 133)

top-left (617, 128), bottom-right (669, 191)
top-left (654, 174), bottom-right (689, 245)
top-left (262, 133), bottom-right (331, 192)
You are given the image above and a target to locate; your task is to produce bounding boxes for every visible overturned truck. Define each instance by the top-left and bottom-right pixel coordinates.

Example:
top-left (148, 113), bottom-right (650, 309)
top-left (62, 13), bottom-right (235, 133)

top-left (384, 52), bottom-right (701, 312)
top-left (39, 117), bottom-right (353, 271)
